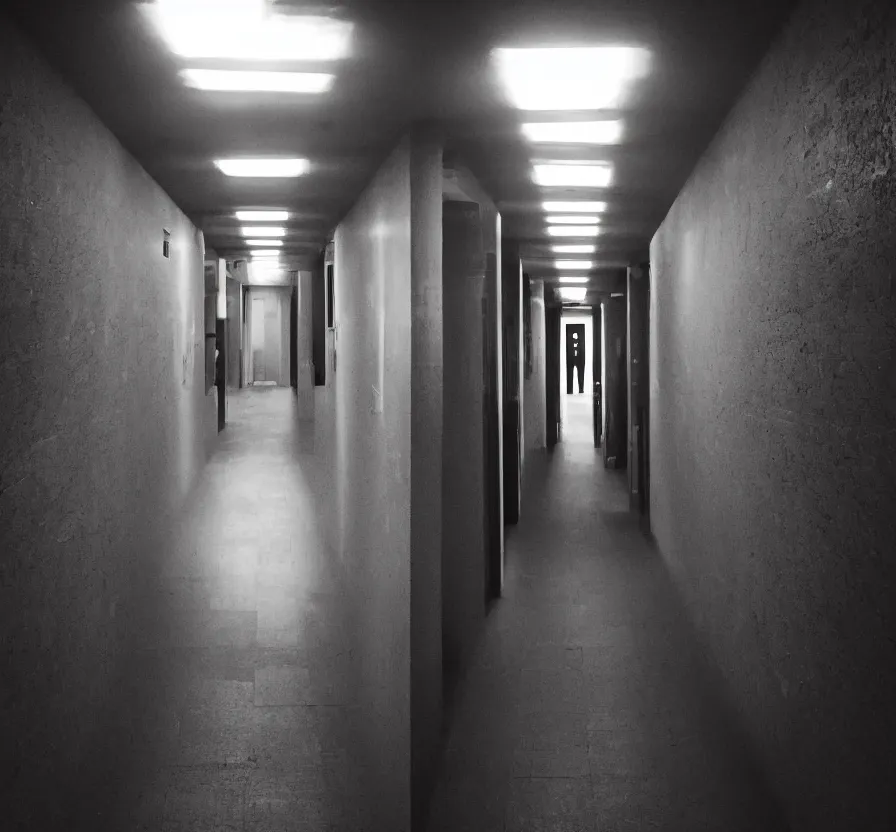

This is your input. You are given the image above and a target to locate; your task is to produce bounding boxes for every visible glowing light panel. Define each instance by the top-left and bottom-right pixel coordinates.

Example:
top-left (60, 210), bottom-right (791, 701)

top-left (146, 1), bottom-right (353, 61)
top-left (552, 244), bottom-right (595, 253)
top-left (546, 215), bottom-right (600, 225)
top-left (240, 226), bottom-right (287, 237)
top-left (522, 121), bottom-right (623, 144)
top-left (557, 287), bottom-right (587, 302)
top-left (216, 159), bottom-right (309, 177)
top-left (493, 46), bottom-right (650, 110)
top-left (245, 239), bottom-right (284, 247)
top-left (559, 277), bottom-right (589, 283)
top-left (237, 211), bottom-right (290, 222)
top-left (556, 260), bottom-right (594, 270)
top-left (533, 163), bottom-right (612, 187)
top-left (182, 69), bottom-right (334, 93)
top-left (543, 201), bottom-right (607, 213)
top-left (547, 225), bottom-right (600, 237)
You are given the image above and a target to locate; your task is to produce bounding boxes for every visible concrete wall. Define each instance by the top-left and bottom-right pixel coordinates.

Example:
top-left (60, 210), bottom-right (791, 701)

top-left (442, 200), bottom-right (488, 688)
top-left (649, 0), bottom-right (896, 828)
top-left (524, 279), bottom-right (547, 453)
top-left (0, 16), bottom-right (216, 828)
top-left (331, 131), bottom-right (443, 832)
top-left (408, 129), bottom-right (444, 829)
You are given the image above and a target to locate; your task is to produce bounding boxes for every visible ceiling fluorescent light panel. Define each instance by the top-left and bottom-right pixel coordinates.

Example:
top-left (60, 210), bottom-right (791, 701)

top-left (216, 159), bottom-right (309, 177)
top-left (146, 1), bottom-right (353, 61)
top-left (533, 163), bottom-right (612, 187)
top-left (552, 244), bottom-right (596, 253)
top-left (522, 121), bottom-right (623, 144)
top-left (555, 260), bottom-right (594, 269)
top-left (237, 211), bottom-right (290, 222)
top-left (557, 287), bottom-right (588, 301)
top-left (245, 239), bottom-right (284, 247)
top-left (240, 226), bottom-right (287, 237)
top-left (493, 46), bottom-right (650, 110)
top-left (559, 277), bottom-right (589, 283)
top-left (182, 69), bottom-right (334, 93)
top-left (543, 201), bottom-right (607, 213)
top-left (547, 225), bottom-right (600, 237)
top-left (546, 215), bottom-right (600, 224)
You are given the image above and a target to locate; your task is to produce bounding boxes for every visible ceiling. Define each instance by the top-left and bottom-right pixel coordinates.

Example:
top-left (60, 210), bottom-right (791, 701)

top-left (8, 0), bottom-right (795, 301)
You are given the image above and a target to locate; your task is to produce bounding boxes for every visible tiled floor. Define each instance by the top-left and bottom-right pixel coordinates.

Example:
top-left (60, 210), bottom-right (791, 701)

top-left (426, 436), bottom-right (787, 832)
top-left (112, 388), bottom-right (369, 831)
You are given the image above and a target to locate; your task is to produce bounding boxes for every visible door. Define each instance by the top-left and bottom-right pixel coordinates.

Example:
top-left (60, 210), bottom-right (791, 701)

top-left (593, 306), bottom-right (602, 447)
top-left (251, 296), bottom-right (266, 384)
top-left (545, 304), bottom-right (561, 447)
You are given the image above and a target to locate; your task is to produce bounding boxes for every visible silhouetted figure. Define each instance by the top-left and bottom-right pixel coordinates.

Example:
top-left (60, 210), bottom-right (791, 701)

top-left (566, 324), bottom-right (586, 394)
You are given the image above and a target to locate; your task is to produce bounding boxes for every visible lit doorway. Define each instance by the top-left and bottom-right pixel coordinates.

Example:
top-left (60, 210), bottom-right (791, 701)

top-left (560, 313), bottom-right (594, 443)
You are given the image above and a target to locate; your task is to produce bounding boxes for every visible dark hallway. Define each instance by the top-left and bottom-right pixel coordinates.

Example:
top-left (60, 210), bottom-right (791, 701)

top-left (3, 0), bottom-right (896, 830)
top-left (428, 441), bottom-right (785, 832)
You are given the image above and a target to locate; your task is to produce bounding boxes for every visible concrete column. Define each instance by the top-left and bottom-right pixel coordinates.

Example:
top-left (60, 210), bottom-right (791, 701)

top-left (627, 264), bottom-right (649, 511)
top-left (601, 294), bottom-right (628, 469)
top-left (295, 270), bottom-right (314, 419)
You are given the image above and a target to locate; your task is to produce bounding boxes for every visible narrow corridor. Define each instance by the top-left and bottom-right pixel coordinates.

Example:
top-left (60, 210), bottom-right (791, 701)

top-left (427, 440), bottom-right (787, 832)
top-left (113, 389), bottom-right (367, 831)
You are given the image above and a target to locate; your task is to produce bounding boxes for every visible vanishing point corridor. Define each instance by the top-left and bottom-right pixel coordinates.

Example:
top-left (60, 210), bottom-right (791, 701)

top-left (3, 0), bottom-right (894, 830)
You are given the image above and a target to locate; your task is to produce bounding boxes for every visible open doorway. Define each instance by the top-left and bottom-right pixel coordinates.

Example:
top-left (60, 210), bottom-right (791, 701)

top-left (560, 312), bottom-right (594, 444)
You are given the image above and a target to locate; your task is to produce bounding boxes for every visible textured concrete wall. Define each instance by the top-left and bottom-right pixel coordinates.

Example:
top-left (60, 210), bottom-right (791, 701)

top-left (408, 128), bottom-right (444, 829)
top-left (333, 139), bottom-right (413, 831)
top-left (442, 200), bottom-right (488, 687)
top-left (649, 0), bottom-right (896, 828)
top-left (524, 279), bottom-right (547, 453)
top-left (0, 16), bottom-right (215, 828)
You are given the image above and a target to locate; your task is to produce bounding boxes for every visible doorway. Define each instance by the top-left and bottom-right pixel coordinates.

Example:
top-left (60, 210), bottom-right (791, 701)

top-left (560, 314), bottom-right (594, 443)
top-left (245, 286), bottom-right (291, 387)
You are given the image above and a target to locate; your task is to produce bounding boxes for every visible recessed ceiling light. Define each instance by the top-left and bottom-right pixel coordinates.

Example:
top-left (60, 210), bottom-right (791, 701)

top-left (559, 277), bottom-right (589, 283)
top-left (240, 226), bottom-right (287, 237)
top-left (556, 260), bottom-right (594, 270)
top-left (237, 211), bottom-right (290, 222)
top-left (146, 2), bottom-right (353, 61)
top-left (546, 215), bottom-right (600, 225)
top-left (557, 287), bottom-right (587, 302)
top-left (245, 239), bottom-right (284, 247)
top-left (182, 69), bottom-right (334, 93)
top-left (522, 121), bottom-right (623, 144)
top-left (552, 244), bottom-right (596, 253)
top-left (543, 201), bottom-right (607, 213)
top-left (216, 158), bottom-right (309, 178)
top-left (533, 163), bottom-right (612, 188)
top-left (250, 251), bottom-right (282, 258)
top-left (547, 225), bottom-right (601, 237)
top-left (493, 46), bottom-right (650, 110)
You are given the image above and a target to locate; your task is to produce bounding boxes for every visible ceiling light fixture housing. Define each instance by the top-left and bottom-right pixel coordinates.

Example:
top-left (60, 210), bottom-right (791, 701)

top-left (245, 239), bottom-right (284, 247)
top-left (182, 69), bottom-right (334, 93)
top-left (547, 225), bottom-right (601, 237)
top-left (216, 158), bottom-right (309, 177)
top-left (146, 1), bottom-right (353, 62)
top-left (552, 244), bottom-right (596, 253)
top-left (240, 226), bottom-right (287, 237)
top-left (557, 287), bottom-right (588, 302)
top-left (493, 46), bottom-right (650, 111)
top-left (533, 163), bottom-right (612, 188)
top-left (522, 121), bottom-right (623, 144)
top-left (558, 277), bottom-right (589, 283)
top-left (555, 260), bottom-right (594, 270)
top-left (543, 201), bottom-right (607, 213)
top-left (250, 250), bottom-right (282, 258)
top-left (236, 211), bottom-right (290, 222)
top-left (546, 215), bottom-right (600, 225)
